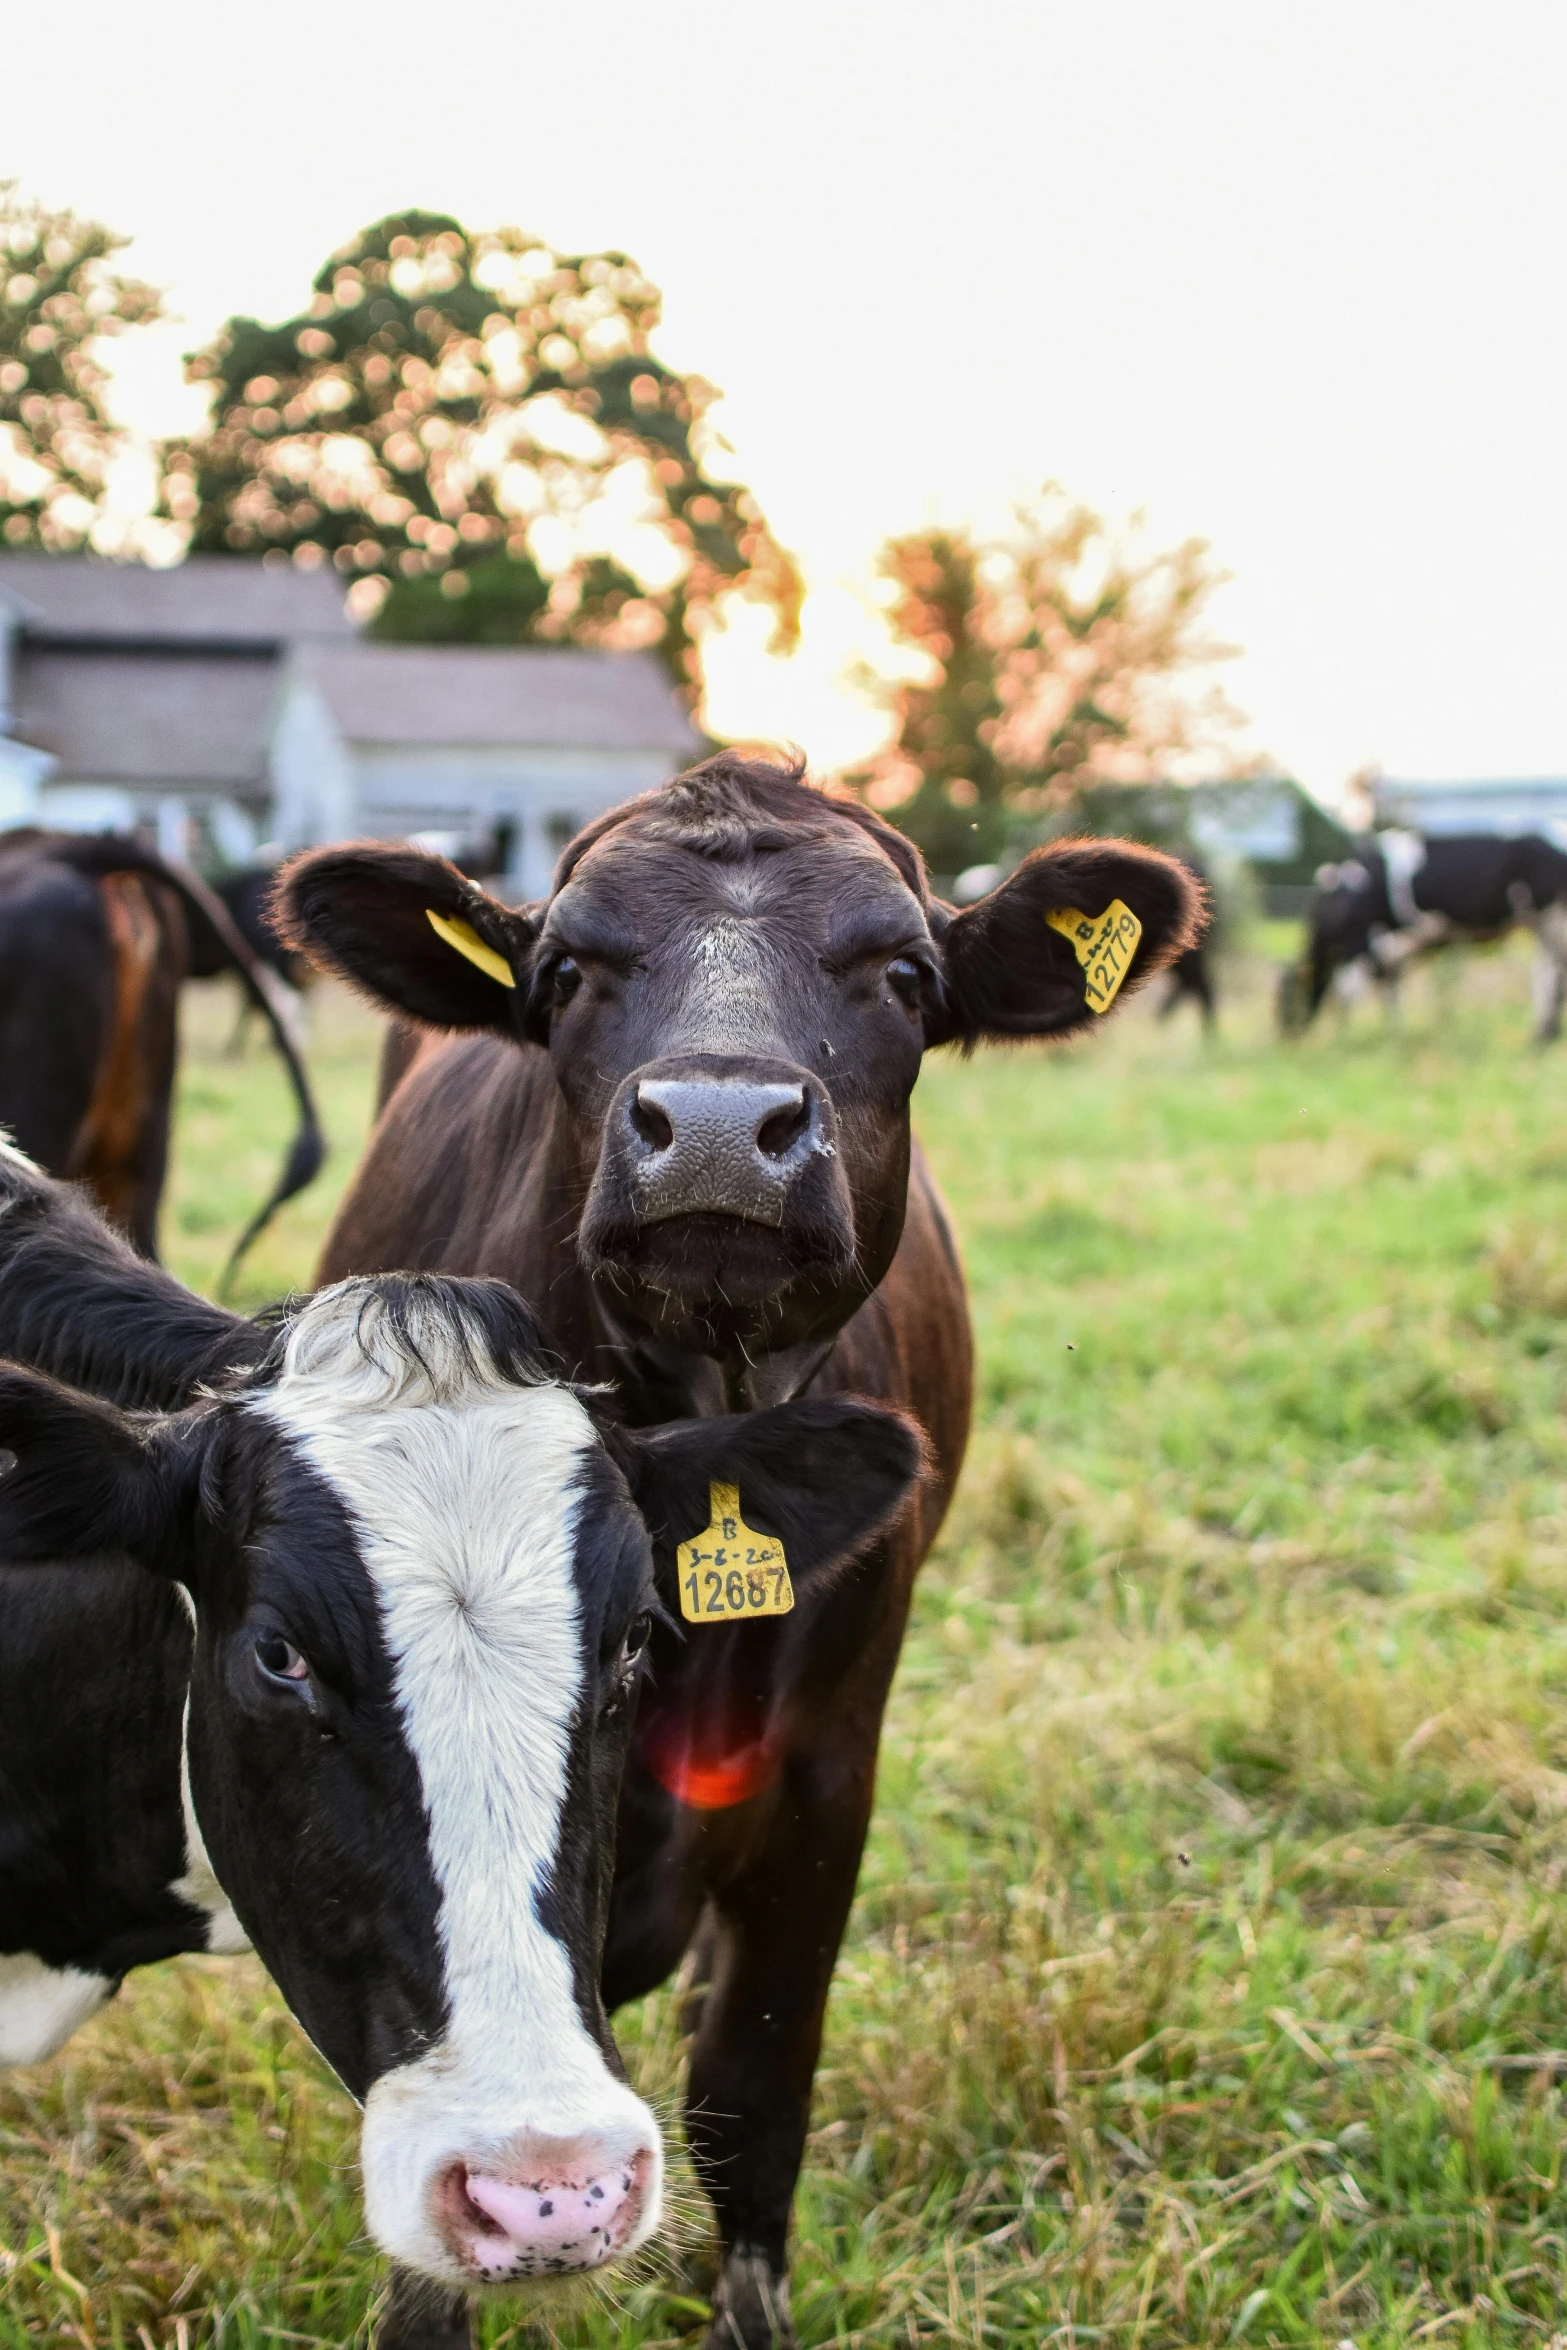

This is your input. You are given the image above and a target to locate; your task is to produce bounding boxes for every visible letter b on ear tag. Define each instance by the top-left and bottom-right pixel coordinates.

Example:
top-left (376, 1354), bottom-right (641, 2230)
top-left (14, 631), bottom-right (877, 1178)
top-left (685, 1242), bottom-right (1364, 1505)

top-left (1045, 899), bottom-right (1142, 1014)
top-left (678, 1482), bottom-right (795, 1623)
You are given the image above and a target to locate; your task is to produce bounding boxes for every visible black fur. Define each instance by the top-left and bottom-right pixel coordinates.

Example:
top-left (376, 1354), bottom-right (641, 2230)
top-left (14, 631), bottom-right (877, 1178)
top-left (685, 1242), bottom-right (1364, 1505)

top-left (1290, 831), bottom-right (1567, 1041)
top-left (265, 753), bottom-right (1196, 2350)
top-left (0, 828), bottom-right (323, 1274)
top-left (0, 1141), bottom-right (919, 2167)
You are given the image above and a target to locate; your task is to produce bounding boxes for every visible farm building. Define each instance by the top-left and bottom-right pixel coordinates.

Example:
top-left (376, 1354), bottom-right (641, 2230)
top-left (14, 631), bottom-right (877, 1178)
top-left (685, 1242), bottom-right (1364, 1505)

top-left (1373, 773), bottom-right (1567, 841)
top-left (0, 555), bottom-right (701, 891)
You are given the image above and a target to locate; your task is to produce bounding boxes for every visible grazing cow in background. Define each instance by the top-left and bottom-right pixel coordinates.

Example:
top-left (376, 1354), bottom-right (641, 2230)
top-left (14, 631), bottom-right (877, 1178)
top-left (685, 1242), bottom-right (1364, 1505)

top-left (206, 861), bottom-right (311, 993)
top-left (1158, 853), bottom-right (1216, 1030)
top-left (1282, 830), bottom-right (1567, 1042)
top-left (276, 751), bottom-right (1201, 2350)
top-left (187, 860), bottom-right (314, 1055)
top-left (0, 830), bottom-right (322, 1272)
top-left (0, 1142), bottom-right (919, 2331)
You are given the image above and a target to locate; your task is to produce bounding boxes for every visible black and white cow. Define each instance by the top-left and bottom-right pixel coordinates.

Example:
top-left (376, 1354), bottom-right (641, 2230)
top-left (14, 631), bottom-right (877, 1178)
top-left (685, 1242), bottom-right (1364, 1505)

top-left (0, 1142), bottom-right (920, 2319)
top-left (1284, 830), bottom-right (1567, 1041)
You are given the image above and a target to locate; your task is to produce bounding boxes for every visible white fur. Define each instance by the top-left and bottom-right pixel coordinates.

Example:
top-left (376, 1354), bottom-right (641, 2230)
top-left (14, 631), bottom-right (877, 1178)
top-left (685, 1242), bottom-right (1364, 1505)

top-left (0, 1952), bottom-right (112, 2065)
top-left (256, 1283), bottom-right (661, 2281)
top-left (174, 1695), bottom-right (251, 1955)
top-left (1380, 827), bottom-right (1428, 927)
top-left (164, 1586), bottom-right (251, 1953)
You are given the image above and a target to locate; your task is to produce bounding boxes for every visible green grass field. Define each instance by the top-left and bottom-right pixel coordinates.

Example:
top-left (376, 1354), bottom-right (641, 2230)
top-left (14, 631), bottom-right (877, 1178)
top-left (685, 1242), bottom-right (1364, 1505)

top-left (8, 934), bottom-right (1567, 2348)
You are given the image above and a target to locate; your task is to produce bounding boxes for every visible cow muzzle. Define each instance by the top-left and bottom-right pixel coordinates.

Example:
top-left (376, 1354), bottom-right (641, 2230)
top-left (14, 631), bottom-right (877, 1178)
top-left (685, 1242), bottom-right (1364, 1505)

top-left (622, 1065), bottom-right (835, 1227)
top-left (360, 2060), bottom-right (662, 2289)
top-left (579, 1053), bottom-right (857, 1306)
top-left (436, 2129), bottom-right (658, 2281)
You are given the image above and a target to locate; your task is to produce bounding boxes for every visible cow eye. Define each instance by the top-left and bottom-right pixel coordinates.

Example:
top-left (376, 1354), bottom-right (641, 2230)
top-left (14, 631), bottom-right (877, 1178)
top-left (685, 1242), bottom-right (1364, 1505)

top-left (623, 1612), bottom-right (653, 1664)
top-left (254, 1632), bottom-right (310, 1686)
top-left (550, 956), bottom-right (582, 1007)
top-left (886, 956), bottom-right (924, 1006)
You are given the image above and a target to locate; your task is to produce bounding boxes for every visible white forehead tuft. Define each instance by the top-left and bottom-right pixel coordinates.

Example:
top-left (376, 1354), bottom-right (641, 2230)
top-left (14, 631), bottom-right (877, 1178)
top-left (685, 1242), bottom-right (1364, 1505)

top-left (272, 1278), bottom-right (543, 1410)
top-left (0, 1128), bottom-right (43, 1177)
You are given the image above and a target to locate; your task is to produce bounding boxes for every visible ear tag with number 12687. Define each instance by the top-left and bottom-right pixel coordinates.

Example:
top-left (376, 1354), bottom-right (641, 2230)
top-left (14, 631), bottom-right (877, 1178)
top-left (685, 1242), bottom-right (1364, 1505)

top-left (678, 1483), bottom-right (795, 1622)
top-left (1044, 899), bottom-right (1142, 1015)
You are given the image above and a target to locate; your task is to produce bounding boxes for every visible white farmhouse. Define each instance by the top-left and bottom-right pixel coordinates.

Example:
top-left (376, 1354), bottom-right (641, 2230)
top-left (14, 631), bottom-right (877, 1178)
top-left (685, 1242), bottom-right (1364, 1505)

top-left (0, 555), bottom-right (702, 887)
top-left (272, 639), bottom-right (701, 896)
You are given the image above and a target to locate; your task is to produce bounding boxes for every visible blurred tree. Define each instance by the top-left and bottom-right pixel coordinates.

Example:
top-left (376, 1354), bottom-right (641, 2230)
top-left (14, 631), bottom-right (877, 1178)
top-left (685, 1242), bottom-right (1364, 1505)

top-left (850, 489), bottom-right (1241, 875)
top-left (0, 184), bottom-right (163, 551)
top-left (166, 211), bottom-right (801, 699)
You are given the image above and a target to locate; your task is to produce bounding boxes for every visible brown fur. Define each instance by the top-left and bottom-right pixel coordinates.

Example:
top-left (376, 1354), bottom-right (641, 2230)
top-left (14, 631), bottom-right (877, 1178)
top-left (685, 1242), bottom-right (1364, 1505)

top-left (280, 755), bottom-right (1199, 2350)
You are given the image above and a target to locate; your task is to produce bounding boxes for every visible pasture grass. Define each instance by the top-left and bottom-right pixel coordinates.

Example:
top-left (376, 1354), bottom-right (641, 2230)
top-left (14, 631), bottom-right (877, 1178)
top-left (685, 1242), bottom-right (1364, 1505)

top-left (8, 939), bottom-right (1567, 2345)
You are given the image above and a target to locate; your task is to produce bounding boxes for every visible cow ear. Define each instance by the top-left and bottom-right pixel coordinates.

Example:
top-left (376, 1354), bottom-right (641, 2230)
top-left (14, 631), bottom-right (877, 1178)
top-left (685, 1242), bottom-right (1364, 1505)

top-left (271, 845), bottom-right (541, 1034)
top-left (0, 1367), bottom-right (188, 1568)
top-left (925, 838), bottom-right (1205, 1047)
top-left (616, 1396), bottom-right (926, 1603)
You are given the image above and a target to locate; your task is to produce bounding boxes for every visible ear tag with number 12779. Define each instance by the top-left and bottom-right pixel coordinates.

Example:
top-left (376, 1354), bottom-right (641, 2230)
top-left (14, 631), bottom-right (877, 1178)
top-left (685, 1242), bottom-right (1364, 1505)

top-left (1044, 899), bottom-right (1142, 1015)
top-left (677, 1483), bottom-right (795, 1623)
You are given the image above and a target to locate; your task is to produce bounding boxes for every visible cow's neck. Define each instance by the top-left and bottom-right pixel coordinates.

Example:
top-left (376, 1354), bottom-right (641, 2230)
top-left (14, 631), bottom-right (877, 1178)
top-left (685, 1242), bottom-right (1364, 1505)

top-left (0, 1168), bottom-right (250, 1412)
top-left (0, 1561), bottom-right (209, 2026)
top-left (587, 1289), bottom-right (837, 1423)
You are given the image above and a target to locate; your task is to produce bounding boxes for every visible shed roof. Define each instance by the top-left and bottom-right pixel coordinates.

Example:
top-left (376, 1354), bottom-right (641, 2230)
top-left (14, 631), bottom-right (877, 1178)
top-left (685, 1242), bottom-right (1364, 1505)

top-left (290, 641), bottom-right (703, 754)
top-left (0, 555), bottom-right (354, 647)
top-left (14, 649), bottom-right (274, 790)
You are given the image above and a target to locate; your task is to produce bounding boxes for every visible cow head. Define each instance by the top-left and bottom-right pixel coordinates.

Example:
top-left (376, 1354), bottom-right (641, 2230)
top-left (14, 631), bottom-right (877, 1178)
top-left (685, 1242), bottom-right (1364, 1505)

top-left (276, 755), bottom-right (1200, 1371)
top-left (0, 1274), bottom-right (919, 2290)
top-left (1283, 853), bottom-right (1381, 1028)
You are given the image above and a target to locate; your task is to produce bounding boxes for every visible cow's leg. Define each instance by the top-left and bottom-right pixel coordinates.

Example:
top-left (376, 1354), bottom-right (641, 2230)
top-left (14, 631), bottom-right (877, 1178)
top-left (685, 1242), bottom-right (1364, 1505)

top-left (686, 1755), bottom-right (876, 2350)
top-left (1530, 912), bottom-right (1567, 1043)
top-left (375, 2268), bottom-right (473, 2350)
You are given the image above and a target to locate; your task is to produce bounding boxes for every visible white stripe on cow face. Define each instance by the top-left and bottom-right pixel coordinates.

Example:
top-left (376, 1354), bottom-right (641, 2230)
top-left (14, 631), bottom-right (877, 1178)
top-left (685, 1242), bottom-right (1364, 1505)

top-left (168, 1586), bottom-right (252, 1956)
top-left (0, 1951), bottom-right (112, 2066)
top-left (255, 1288), bottom-right (661, 2284)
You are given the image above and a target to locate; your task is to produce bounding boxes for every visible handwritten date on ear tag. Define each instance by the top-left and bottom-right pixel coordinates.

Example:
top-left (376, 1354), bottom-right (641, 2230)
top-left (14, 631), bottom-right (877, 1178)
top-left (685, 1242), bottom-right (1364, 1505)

top-left (425, 908), bottom-right (516, 990)
top-left (677, 1482), bottom-right (795, 1623)
top-left (1044, 899), bottom-right (1142, 1015)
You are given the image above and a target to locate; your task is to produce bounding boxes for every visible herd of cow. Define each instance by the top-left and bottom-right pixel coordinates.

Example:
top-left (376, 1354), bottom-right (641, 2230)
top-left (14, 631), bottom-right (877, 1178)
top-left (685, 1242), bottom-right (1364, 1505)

top-left (0, 760), bottom-right (1562, 2350)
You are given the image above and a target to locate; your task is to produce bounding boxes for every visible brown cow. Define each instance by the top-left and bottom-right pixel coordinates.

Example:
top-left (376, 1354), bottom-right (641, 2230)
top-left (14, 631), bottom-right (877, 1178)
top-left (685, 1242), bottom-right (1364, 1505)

top-left (276, 754), bottom-right (1200, 2350)
top-left (0, 830), bottom-right (322, 1273)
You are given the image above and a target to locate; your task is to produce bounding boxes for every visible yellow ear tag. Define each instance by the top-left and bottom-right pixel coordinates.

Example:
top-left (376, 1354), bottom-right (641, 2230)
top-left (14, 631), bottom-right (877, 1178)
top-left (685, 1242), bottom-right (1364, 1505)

top-left (677, 1482), bottom-right (795, 1623)
top-left (1044, 899), bottom-right (1142, 1014)
top-left (425, 908), bottom-right (516, 989)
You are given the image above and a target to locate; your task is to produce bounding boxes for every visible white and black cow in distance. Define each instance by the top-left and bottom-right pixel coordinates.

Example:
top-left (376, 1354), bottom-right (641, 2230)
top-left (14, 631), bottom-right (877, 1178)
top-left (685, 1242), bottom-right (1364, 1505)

top-left (0, 1144), bottom-right (921, 2332)
top-left (1283, 829), bottom-right (1567, 1042)
top-left (274, 751), bottom-right (1203, 2350)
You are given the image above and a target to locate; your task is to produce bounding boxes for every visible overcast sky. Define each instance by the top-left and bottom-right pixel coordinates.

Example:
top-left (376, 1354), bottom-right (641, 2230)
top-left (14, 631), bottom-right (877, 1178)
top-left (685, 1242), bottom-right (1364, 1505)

top-left (8, 0), bottom-right (1566, 802)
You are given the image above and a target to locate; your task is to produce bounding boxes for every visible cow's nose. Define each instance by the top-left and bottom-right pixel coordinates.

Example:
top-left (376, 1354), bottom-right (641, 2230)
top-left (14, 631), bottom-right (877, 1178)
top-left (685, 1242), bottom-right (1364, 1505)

top-left (626, 1076), bottom-right (831, 1225)
top-left (440, 2143), bottom-right (655, 2279)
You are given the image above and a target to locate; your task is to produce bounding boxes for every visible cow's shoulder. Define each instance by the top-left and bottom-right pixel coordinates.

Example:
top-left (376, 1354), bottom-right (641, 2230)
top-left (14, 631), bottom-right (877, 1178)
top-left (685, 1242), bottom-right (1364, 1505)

top-left (821, 1140), bottom-right (971, 1514)
top-left (319, 1031), bottom-right (568, 1287)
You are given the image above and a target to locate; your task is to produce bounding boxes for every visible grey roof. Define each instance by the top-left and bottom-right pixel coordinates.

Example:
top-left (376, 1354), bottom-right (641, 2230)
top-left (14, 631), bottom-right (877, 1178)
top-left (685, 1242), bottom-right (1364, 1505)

top-left (1378, 775), bottom-right (1567, 793)
top-left (291, 642), bottom-right (703, 754)
top-left (0, 555), bottom-right (354, 647)
top-left (14, 648), bottom-right (274, 790)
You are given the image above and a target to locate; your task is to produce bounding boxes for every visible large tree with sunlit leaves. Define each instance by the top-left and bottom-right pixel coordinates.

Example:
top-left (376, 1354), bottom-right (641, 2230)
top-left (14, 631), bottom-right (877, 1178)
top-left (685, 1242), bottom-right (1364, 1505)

top-left (0, 184), bottom-right (163, 552)
top-left (166, 210), bottom-right (800, 699)
top-left (851, 491), bottom-right (1242, 876)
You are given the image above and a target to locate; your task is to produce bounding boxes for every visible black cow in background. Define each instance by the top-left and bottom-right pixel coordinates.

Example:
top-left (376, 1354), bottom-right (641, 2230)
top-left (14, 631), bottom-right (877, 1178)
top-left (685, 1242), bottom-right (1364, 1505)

top-left (201, 862), bottom-right (312, 992)
top-left (0, 830), bottom-right (322, 1273)
top-left (187, 861), bottom-right (314, 1056)
top-left (1158, 854), bottom-right (1217, 1030)
top-left (1281, 830), bottom-right (1567, 1042)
